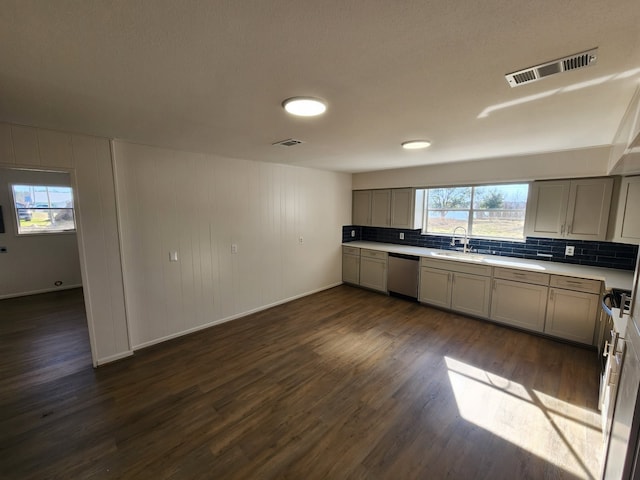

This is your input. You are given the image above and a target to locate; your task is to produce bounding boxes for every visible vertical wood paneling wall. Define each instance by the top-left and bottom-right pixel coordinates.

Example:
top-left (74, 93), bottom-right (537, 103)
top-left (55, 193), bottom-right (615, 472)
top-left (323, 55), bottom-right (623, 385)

top-left (113, 141), bottom-right (352, 348)
top-left (0, 122), bottom-right (130, 365)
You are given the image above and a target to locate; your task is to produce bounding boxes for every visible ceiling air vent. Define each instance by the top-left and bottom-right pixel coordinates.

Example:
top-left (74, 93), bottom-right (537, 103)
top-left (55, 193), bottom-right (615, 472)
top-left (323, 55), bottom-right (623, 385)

top-left (272, 138), bottom-right (304, 147)
top-left (505, 48), bottom-right (598, 87)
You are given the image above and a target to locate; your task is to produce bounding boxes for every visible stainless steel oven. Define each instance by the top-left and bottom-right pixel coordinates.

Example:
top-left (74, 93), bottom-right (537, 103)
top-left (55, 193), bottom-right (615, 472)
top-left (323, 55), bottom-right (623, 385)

top-left (600, 288), bottom-right (632, 477)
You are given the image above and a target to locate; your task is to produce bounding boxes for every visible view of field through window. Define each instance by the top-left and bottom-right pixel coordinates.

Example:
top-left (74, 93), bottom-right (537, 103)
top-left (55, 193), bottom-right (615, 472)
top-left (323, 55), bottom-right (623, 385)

top-left (12, 184), bottom-right (76, 234)
top-left (423, 184), bottom-right (529, 239)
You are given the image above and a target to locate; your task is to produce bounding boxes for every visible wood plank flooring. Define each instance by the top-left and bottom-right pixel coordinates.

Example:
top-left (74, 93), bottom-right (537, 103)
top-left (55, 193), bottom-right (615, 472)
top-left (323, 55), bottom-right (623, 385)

top-left (0, 285), bottom-right (603, 479)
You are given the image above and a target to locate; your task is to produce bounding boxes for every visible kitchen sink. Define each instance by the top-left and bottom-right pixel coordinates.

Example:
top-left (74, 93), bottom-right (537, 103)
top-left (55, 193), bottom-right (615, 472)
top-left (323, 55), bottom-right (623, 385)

top-left (431, 251), bottom-right (486, 262)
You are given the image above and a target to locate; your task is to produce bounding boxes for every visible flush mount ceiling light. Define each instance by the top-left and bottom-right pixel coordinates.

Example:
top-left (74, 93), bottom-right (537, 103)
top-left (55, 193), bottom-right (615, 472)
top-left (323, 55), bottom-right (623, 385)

top-left (401, 140), bottom-right (432, 150)
top-left (282, 97), bottom-right (327, 117)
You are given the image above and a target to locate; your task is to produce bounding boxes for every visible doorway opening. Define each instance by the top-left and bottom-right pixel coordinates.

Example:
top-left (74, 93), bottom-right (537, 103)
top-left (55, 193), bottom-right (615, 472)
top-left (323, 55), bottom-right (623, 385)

top-left (0, 167), bottom-right (93, 379)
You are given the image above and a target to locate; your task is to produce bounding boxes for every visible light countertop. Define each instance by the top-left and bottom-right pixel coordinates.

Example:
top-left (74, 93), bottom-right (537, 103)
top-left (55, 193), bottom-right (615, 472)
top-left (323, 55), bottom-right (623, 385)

top-left (343, 241), bottom-right (635, 291)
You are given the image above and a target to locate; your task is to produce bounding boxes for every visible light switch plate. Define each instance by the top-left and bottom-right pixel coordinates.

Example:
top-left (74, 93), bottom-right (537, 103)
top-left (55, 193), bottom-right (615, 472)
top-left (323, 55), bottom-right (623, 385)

top-left (169, 251), bottom-right (178, 262)
top-left (231, 243), bottom-right (238, 254)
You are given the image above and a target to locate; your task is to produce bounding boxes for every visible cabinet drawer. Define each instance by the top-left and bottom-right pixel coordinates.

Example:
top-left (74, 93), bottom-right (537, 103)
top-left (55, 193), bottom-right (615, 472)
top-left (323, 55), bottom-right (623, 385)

top-left (493, 267), bottom-right (549, 286)
top-left (342, 246), bottom-right (360, 256)
top-left (549, 275), bottom-right (601, 294)
top-left (361, 249), bottom-right (388, 260)
top-left (420, 257), bottom-right (492, 277)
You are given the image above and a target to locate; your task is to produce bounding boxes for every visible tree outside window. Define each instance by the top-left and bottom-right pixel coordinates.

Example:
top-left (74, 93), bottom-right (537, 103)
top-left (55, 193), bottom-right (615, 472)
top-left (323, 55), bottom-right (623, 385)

top-left (423, 184), bottom-right (529, 239)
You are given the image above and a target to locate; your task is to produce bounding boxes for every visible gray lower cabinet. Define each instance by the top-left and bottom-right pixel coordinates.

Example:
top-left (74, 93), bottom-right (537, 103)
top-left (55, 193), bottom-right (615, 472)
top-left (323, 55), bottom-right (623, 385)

top-left (490, 278), bottom-right (548, 333)
top-left (544, 275), bottom-right (601, 345)
top-left (489, 267), bottom-right (550, 333)
top-left (419, 267), bottom-right (451, 309)
top-left (451, 272), bottom-right (492, 318)
top-left (545, 287), bottom-right (599, 345)
top-left (342, 246), bottom-right (360, 285)
top-left (359, 249), bottom-right (388, 292)
top-left (419, 258), bottom-right (492, 318)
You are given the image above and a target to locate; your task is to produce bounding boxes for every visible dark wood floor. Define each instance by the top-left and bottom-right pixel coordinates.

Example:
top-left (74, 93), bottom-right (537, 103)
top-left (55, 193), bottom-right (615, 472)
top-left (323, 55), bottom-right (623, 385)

top-left (0, 285), bottom-right (603, 479)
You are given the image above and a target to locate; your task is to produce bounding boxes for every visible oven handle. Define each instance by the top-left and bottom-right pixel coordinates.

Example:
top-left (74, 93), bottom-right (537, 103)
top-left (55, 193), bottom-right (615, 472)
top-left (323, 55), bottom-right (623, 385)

top-left (602, 293), bottom-right (614, 317)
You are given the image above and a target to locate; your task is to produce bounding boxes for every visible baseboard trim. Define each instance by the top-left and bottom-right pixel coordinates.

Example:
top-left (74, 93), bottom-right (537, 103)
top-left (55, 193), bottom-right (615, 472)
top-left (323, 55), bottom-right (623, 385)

top-left (0, 284), bottom-right (83, 300)
top-left (131, 282), bottom-right (343, 351)
top-left (95, 350), bottom-right (134, 366)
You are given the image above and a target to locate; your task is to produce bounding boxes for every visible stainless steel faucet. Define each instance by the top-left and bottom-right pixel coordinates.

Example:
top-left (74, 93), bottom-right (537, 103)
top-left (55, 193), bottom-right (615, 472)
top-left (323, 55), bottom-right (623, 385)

top-left (451, 226), bottom-right (469, 253)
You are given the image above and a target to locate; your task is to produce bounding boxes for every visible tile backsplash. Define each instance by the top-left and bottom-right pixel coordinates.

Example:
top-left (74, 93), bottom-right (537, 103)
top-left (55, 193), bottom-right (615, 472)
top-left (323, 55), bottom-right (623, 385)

top-left (342, 226), bottom-right (638, 271)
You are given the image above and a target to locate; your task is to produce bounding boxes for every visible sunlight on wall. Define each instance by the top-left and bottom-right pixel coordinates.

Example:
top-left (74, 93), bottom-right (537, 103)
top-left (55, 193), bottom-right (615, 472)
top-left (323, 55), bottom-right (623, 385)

top-left (445, 356), bottom-right (601, 479)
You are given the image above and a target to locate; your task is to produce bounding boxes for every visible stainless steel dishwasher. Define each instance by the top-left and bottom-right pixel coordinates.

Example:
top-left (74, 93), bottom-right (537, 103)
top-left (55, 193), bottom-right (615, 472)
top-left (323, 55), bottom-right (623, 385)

top-left (387, 253), bottom-right (419, 300)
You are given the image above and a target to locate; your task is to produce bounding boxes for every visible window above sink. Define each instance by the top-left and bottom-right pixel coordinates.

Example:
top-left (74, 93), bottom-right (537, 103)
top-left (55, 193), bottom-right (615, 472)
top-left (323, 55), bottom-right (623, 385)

top-left (420, 183), bottom-right (530, 241)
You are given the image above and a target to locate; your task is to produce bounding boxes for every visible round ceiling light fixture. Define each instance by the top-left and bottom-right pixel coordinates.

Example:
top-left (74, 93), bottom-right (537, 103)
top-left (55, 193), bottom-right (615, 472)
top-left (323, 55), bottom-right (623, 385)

top-left (401, 140), bottom-right (432, 150)
top-left (282, 97), bottom-right (327, 117)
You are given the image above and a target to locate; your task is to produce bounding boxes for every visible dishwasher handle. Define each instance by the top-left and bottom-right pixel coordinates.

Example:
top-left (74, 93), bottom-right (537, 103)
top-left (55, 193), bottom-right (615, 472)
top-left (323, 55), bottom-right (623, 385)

top-left (388, 253), bottom-right (419, 261)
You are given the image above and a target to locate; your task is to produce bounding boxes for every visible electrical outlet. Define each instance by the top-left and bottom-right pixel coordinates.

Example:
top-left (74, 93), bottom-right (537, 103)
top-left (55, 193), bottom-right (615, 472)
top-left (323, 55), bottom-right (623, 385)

top-left (231, 243), bottom-right (238, 254)
top-left (0, 246), bottom-right (6, 253)
top-left (169, 251), bottom-right (178, 262)
top-left (565, 245), bottom-right (575, 256)
top-left (351, 230), bottom-right (355, 238)
top-left (399, 232), bottom-right (404, 240)
top-left (299, 236), bottom-right (304, 244)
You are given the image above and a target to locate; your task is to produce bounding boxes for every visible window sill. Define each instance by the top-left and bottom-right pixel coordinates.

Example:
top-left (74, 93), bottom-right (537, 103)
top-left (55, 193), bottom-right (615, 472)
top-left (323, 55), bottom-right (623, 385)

top-left (420, 232), bottom-right (527, 243)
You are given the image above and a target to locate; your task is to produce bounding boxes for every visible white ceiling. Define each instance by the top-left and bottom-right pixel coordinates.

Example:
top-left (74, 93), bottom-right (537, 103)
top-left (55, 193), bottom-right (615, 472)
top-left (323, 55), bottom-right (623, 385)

top-left (1, 1), bottom-right (639, 173)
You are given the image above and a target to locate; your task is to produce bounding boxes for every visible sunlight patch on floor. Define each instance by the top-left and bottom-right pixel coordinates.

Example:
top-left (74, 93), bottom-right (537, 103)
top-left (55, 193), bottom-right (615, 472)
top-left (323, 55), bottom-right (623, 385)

top-left (445, 356), bottom-right (601, 479)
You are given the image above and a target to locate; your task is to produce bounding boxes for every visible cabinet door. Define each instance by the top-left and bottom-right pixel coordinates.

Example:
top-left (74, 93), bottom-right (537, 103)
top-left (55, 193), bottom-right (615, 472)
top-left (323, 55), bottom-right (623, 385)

top-left (545, 288), bottom-right (598, 344)
top-left (359, 257), bottom-right (387, 292)
top-left (451, 273), bottom-right (491, 318)
top-left (524, 180), bottom-right (570, 238)
top-left (370, 189), bottom-right (391, 227)
top-left (352, 190), bottom-right (372, 225)
top-left (419, 267), bottom-right (452, 308)
top-left (390, 188), bottom-right (423, 229)
top-left (342, 254), bottom-right (360, 285)
top-left (490, 279), bottom-right (548, 332)
top-left (565, 177), bottom-right (613, 240)
top-left (614, 176), bottom-right (640, 244)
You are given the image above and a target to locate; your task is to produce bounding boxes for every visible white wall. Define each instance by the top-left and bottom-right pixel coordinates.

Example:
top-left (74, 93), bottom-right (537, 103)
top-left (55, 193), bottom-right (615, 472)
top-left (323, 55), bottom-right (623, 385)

top-left (353, 146), bottom-right (612, 189)
top-left (0, 168), bottom-right (81, 298)
top-left (0, 123), bottom-right (130, 365)
top-left (112, 141), bottom-right (352, 348)
top-left (609, 85), bottom-right (640, 175)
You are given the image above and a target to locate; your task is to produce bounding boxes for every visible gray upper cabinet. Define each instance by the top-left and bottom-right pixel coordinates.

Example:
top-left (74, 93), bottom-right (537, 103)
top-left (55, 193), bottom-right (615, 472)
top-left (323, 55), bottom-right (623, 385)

top-left (352, 190), bottom-right (372, 226)
top-left (371, 189), bottom-right (391, 227)
top-left (613, 176), bottom-right (640, 244)
top-left (525, 177), bottom-right (613, 240)
top-left (390, 188), bottom-right (424, 229)
top-left (525, 180), bottom-right (570, 237)
top-left (352, 188), bottom-right (424, 229)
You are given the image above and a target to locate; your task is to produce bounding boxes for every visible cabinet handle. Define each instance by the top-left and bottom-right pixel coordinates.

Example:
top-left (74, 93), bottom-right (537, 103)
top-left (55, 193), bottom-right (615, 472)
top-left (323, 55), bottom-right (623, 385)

top-left (550, 290), bottom-right (555, 301)
top-left (560, 224), bottom-right (565, 235)
top-left (567, 224), bottom-right (572, 234)
top-left (493, 280), bottom-right (497, 291)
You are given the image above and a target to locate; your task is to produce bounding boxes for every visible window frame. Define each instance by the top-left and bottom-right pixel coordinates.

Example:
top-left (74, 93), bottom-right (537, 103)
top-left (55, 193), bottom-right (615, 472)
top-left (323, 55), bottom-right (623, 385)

top-left (421, 182), bottom-right (530, 241)
top-left (10, 183), bottom-right (77, 236)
